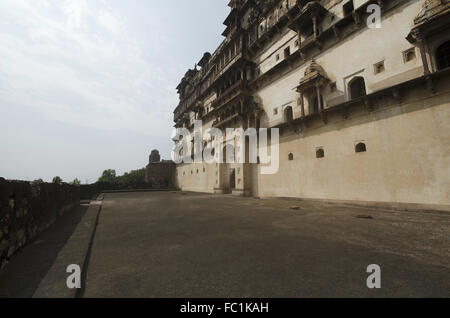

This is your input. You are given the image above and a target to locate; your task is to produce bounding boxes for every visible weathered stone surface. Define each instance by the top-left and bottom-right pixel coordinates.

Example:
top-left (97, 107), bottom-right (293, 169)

top-left (0, 180), bottom-right (80, 269)
top-left (0, 239), bottom-right (7, 254)
top-left (145, 149), bottom-right (176, 188)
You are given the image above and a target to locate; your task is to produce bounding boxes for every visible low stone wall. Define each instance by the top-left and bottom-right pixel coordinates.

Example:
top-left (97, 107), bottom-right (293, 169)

top-left (79, 182), bottom-right (156, 199)
top-left (0, 179), bottom-right (80, 269)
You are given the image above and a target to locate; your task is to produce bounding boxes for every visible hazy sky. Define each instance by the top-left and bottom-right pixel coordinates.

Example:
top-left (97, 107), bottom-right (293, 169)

top-left (0, 0), bottom-right (229, 183)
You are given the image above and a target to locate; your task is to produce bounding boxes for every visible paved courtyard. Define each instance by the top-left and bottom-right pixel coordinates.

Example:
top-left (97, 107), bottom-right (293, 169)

top-left (1, 191), bottom-right (449, 298)
top-left (83, 192), bottom-right (449, 298)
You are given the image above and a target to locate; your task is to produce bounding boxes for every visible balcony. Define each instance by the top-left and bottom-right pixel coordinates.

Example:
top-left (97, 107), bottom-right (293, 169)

top-left (288, 1), bottom-right (328, 33)
top-left (211, 80), bottom-right (248, 110)
top-left (213, 112), bottom-right (241, 128)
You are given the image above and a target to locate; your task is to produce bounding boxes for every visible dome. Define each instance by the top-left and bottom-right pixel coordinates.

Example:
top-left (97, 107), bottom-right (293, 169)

top-left (149, 150), bottom-right (161, 163)
top-left (298, 59), bottom-right (330, 91)
top-left (304, 59), bottom-right (327, 78)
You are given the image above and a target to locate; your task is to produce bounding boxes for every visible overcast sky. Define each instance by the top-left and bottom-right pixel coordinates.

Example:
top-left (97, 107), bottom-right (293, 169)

top-left (0, 0), bottom-right (229, 183)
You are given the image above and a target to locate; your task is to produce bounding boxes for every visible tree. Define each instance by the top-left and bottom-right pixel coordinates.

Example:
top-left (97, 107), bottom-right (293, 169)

top-left (52, 176), bottom-right (62, 184)
top-left (71, 178), bottom-right (81, 186)
top-left (115, 168), bottom-right (146, 184)
top-left (34, 179), bottom-right (44, 183)
top-left (98, 169), bottom-right (117, 183)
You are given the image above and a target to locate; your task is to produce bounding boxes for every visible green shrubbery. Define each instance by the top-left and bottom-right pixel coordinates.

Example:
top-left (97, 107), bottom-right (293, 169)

top-left (98, 168), bottom-right (146, 184)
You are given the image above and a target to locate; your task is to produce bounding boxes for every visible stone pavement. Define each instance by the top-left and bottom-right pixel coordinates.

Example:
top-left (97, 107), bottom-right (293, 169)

top-left (0, 191), bottom-right (449, 298)
top-left (83, 192), bottom-right (449, 298)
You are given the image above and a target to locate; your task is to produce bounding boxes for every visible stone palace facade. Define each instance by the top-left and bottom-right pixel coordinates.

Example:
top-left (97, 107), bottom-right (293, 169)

top-left (172, 0), bottom-right (450, 210)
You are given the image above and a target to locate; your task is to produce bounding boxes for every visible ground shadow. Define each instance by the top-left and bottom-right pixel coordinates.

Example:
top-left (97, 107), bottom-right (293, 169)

top-left (0, 205), bottom-right (88, 298)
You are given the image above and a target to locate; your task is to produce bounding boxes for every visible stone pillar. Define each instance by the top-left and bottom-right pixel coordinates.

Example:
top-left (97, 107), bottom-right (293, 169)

top-left (246, 65), bottom-right (252, 81)
top-left (312, 15), bottom-right (318, 40)
top-left (316, 84), bottom-right (323, 111)
top-left (299, 92), bottom-right (305, 117)
top-left (296, 26), bottom-right (302, 46)
top-left (414, 31), bottom-right (430, 75)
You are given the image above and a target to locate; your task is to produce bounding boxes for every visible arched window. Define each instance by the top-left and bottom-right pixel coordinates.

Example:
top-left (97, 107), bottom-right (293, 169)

top-left (349, 77), bottom-right (367, 100)
top-left (288, 153), bottom-right (294, 161)
top-left (355, 142), bottom-right (367, 153)
top-left (230, 169), bottom-right (236, 190)
top-left (436, 41), bottom-right (450, 70)
top-left (316, 148), bottom-right (325, 159)
top-left (284, 106), bottom-right (294, 122)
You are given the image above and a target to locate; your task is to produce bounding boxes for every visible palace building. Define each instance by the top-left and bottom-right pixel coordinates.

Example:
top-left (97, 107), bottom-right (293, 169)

top-left (172, 0), bottom-right (450, 210)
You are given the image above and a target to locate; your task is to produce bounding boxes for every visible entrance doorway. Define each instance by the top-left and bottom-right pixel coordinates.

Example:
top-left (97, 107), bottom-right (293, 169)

top-left (218, 145), bottom-right (235, 194)
top-left (230, 169), bottom-right (236, 191)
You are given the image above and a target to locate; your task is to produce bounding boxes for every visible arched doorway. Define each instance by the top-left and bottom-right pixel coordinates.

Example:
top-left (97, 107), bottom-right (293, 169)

top-left (436, 41), bottom-right (450, 70)
top-left (349, 76), bottom-right (367, 100)
top-left (219, 145), bottom-right (235, 194)
top-left (230, 169), bottom-right (236, 191)
top-left (284, 106), bottom-right (294, 122)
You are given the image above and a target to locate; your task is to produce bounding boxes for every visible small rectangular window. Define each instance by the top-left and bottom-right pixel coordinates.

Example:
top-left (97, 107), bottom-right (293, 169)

top-left (284, 46), bottom-right (291, 58)
top-left (355, 142), bottom-right (367, 153)
top-left (316, 148), bottom-right (325, 159)
top-left (403, 48), bottom-right (416, 63)
top-left (374, 61), bottom-right (385, 74)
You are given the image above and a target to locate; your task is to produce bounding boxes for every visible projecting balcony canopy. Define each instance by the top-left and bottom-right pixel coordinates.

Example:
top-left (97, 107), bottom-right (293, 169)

top-left (297, 60), bottom-right (330, 92)
top-left (213, 56), bottom-right (253, 88)
top-left (223, 7), bottom-right (239, 26)
top-left (176, 69), bottom-right (198, 91)
top-left (406, 0), bottom-right (450, 44)
top-left (413, 0), bottom-right (450, 26)
top-left (288, 1), bottom-right (328, 32)
top-left (198, 52), bottom-right (211, 68)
